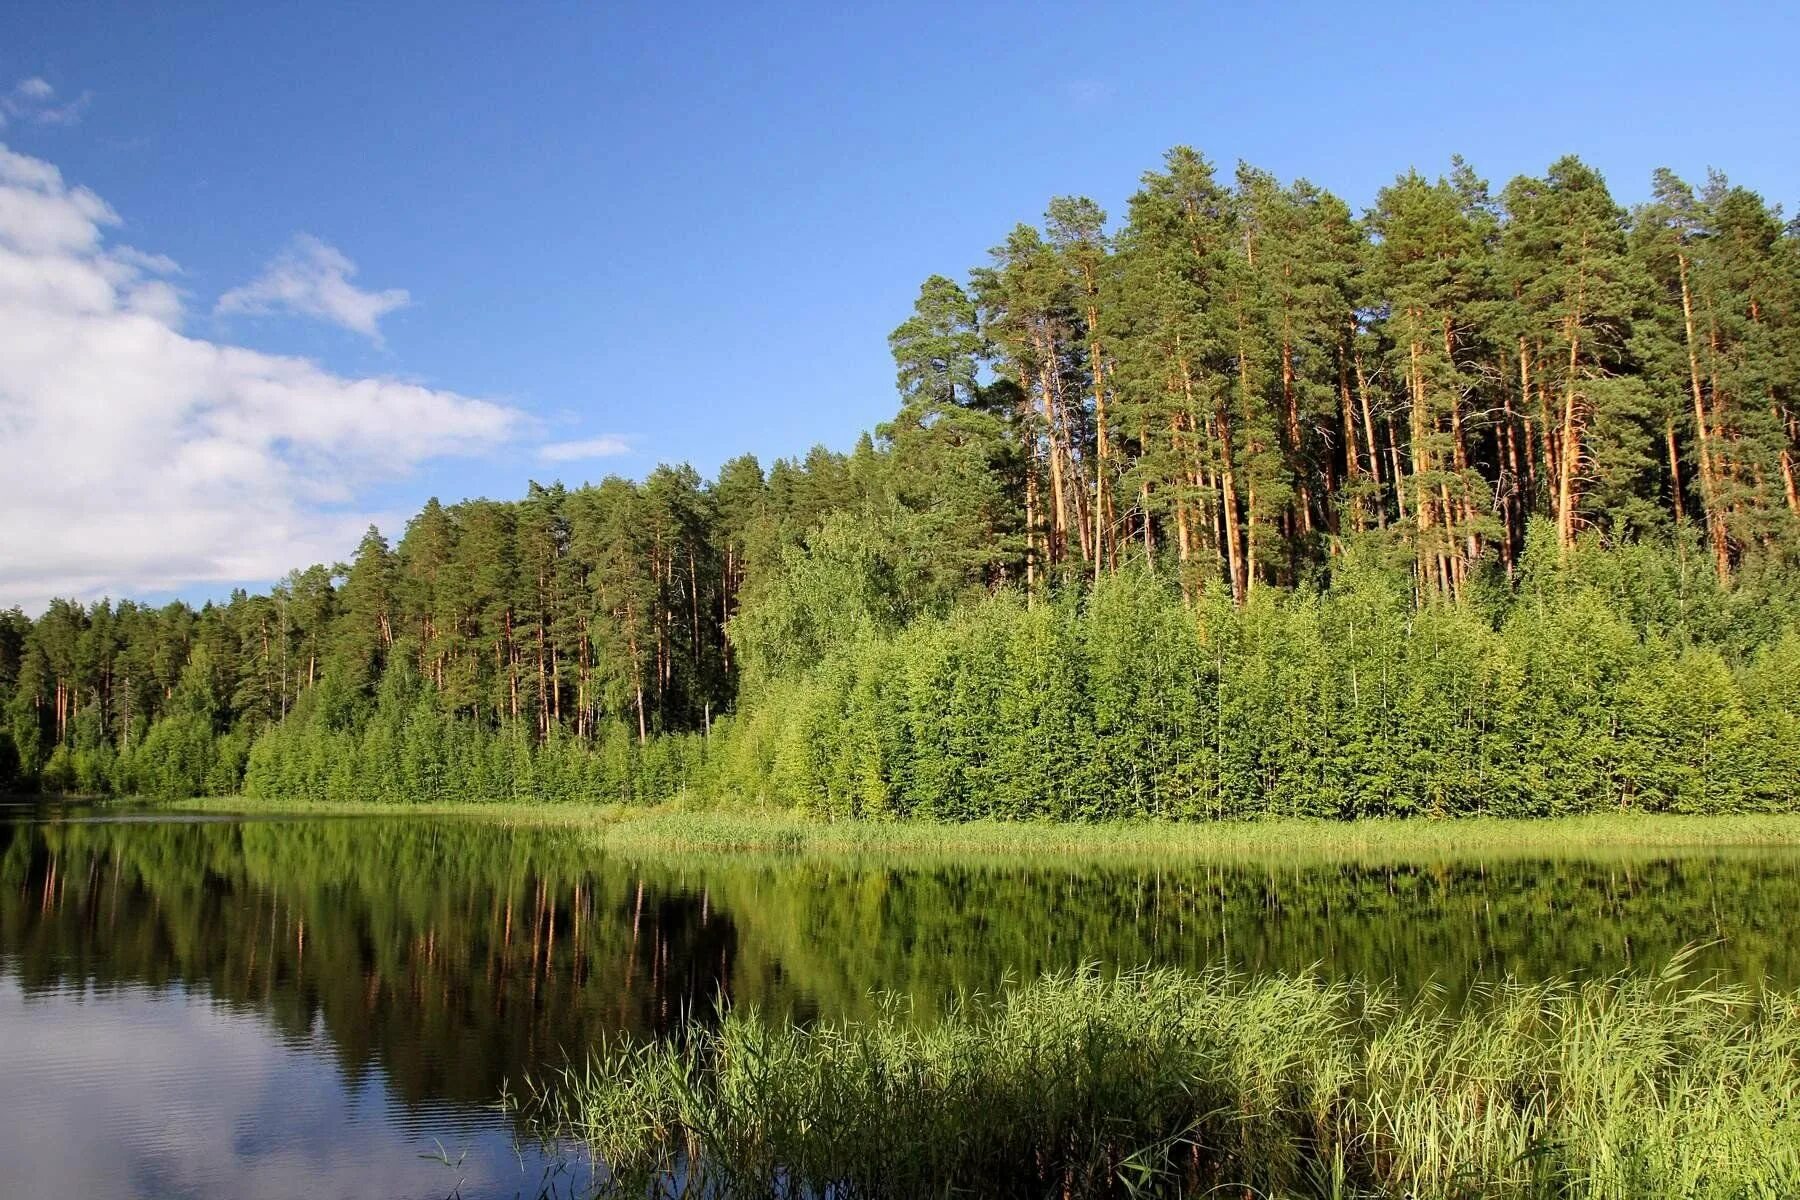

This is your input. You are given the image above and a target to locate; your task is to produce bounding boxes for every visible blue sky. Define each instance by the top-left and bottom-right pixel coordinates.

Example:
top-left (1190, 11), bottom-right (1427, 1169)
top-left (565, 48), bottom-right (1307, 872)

top-left (2, 0), bottom-right (1797, 610)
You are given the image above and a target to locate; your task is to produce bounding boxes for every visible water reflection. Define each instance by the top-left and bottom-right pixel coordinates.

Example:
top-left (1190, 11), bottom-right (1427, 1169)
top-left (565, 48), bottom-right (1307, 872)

top-left (0, 977), bottom-right (580, 1199)
top-left (2, 807), bottom-right (1798, 1198)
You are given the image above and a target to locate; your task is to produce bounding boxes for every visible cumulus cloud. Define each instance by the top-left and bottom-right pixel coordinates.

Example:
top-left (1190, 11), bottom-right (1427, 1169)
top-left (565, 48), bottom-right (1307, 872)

top-left (0, 77), bottom-right (93, 128)
top-left (216, 234), bottom-right (410, 343)
top-left (0, 143), bottom-right (522, 613)
top-left (537, 435), bottom-right (631, 463)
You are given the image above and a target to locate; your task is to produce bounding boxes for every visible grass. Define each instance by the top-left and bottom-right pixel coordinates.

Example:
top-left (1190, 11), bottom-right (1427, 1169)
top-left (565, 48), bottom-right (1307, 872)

top-left (154, 796), bottom-right (1800, 863)
top-left (513, 956), bottom-right (1800, 1199)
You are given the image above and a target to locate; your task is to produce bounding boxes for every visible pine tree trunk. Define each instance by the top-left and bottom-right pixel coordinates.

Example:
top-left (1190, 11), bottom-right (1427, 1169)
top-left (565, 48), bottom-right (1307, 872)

top-left (1172, 413), bottom-right (1193, 600)
top-left (536, 602), bottom-right (549, 742)
top-left (1215, 411), bottom-right (1246, 604)
top-left (1086, 298), bottom-right (1111, 581)
top-left (1025, 458), bottom-right (1039, 592)
top-left (1354, 346), bottom-right (1385, 527)
top-left (1246, 481), bottom-right (1260, 597)
top-left (1135, 480), bottom-right (1152, 561)
top-left (1056, 367), bottom-right (1095, 565)
top-left (1679, 251), bottom-right (1730, 577)
top-left (1338, 337), bottom-right (1361, 531)
top-left (1517, 340), bottom-right (1536, 492)
top-left (1665, 417), bottom-right (1685, 523)
top-left (506, 607), bottom-right (520, 723)
top-left (1282, 325), bottom-right (1313, 537)
top-left (1781, 448), bottom-right (1800, 517)
top-left (1036, 349), bottom-right (1069, 566)
top-left (1501, 387), bottom-right (1524, 562)
top-left (1387, 422), bottom-right (1408, 521)
top-left (1235, 313), bottom-right (1258, 598)
top-left (1409, 333), bottom-right (1438, 590)
top-left (1556, 304), bottom-right (1585, 552)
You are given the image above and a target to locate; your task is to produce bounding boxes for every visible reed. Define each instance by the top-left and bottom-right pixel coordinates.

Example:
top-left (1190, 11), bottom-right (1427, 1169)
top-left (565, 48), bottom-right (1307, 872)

top-left (515, 956), bottom-right (1800, 1199)
top-left (160, 799), bottom-right (1800, 863)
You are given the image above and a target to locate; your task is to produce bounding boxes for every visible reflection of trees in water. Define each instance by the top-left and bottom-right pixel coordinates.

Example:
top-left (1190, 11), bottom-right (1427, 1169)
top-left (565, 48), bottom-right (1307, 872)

top-left (3, 817), bottom-right (1798, 1111)
top-left (640, 851), bottom-right (1800, 1023)
top-left (0, 819), bottom-right (740, 1107)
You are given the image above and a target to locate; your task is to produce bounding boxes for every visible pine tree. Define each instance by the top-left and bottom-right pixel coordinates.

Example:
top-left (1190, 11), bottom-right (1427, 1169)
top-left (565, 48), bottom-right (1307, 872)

top-left (1498, 158), bottom-right (1651, 553)
top-left (1369, 167), bottom-right (1501, 595)
top-left (884, 274), bottom-right (1023, 594)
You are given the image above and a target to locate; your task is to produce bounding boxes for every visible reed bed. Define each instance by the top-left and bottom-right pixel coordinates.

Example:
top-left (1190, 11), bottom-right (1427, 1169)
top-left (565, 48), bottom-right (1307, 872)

top-left (576, 809), bottom-right (1800, 862)
top-left (515, 957), bottom-right (1800, 1199)
top-left (162, 799), bottom-right (1800, 863)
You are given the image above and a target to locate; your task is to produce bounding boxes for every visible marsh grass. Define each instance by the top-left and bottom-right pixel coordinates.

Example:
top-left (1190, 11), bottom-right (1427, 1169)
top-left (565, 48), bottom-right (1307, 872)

top-left (161, 798), bottom-right (1800, 864)
top-left (576, 809), bottom-right (1800, 862)
top-left (514, 956), bottom-right (1800, 1199)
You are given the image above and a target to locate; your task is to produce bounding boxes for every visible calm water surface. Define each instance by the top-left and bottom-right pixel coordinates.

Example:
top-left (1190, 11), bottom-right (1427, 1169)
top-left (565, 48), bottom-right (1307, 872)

top-left (3, 800), bottom-right (1798, 1198)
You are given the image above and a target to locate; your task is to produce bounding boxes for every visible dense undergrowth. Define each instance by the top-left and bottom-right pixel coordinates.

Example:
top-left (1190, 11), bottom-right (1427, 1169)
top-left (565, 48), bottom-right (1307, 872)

top-left (703, 552), bottom-right (1800, 820)
top-left (515, 960), bottom-right (1800, 1200)
top-left (228, 538), bottom-right (1800, 820)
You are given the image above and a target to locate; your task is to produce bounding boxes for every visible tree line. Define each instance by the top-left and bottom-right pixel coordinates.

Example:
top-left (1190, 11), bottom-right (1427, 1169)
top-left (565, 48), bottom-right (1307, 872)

top-left (0, 457), bottom-right (871, 796)
top-left (2, 148), bottom-right (1797, 810)
top-left (882, 152), bottom-right (1799, 600)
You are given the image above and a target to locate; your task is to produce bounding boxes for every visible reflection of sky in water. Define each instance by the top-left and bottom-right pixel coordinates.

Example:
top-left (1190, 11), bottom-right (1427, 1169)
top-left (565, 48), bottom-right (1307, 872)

top-left (0, 976), bottom-right (580, 1200)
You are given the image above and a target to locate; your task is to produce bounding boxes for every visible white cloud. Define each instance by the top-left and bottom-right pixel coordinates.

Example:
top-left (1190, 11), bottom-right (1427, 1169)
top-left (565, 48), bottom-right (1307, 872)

top-left (216, 234), bottom-right (410, 343)
top-left (537, 435), bottom-right (631, 462)
top-left (0, 143), bottom-right (522, 614)
top-left (0, 77), bottom-right (93, 128)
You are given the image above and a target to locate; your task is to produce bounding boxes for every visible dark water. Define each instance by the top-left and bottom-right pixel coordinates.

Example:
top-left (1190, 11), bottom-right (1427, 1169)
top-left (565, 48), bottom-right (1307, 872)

top-left (3, 802), bottom-right (1799, 1198)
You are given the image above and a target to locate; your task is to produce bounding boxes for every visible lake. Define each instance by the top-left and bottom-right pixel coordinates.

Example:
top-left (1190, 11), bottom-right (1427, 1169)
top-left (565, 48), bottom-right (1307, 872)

top-left (3, 801), bottom-right (1798, 1199)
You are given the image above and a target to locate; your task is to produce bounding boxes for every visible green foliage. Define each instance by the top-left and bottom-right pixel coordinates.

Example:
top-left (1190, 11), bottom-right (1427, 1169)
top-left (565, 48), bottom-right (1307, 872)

top-left (240, 683), bottom-right (708, 806)
top-left (131, 713), bottom-right (218, 800)
top-left (728, 512), bottom-right (914, 688)
top-left (693, 533), bottom-right (1800, 821)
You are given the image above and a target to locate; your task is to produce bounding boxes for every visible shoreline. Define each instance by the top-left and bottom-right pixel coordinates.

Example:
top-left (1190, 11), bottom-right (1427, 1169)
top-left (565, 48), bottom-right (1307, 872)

top-left (141, 797), bottom-right (1800, 861)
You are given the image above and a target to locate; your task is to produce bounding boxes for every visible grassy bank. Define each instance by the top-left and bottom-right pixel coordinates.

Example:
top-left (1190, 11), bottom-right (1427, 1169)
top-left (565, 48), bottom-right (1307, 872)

top-left (156, 798), bottom-right (1800, 860)
top-left (516, 961), bottom-right (1800, 1199)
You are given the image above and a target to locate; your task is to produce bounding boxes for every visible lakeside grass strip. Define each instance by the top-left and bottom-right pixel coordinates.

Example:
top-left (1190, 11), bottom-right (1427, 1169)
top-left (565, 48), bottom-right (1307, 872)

top-left (515, 958), bottom-right (1800, 1200)
top-left (160, 798), bottom-right (1800, 862)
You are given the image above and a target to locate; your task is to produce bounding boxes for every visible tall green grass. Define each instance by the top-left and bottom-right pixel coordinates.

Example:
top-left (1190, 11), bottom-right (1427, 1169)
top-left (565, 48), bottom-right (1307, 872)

top-left (165, 798), bottom-right (1800, 862)
top-left (515, 957), bottom-right (1800, 1199)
